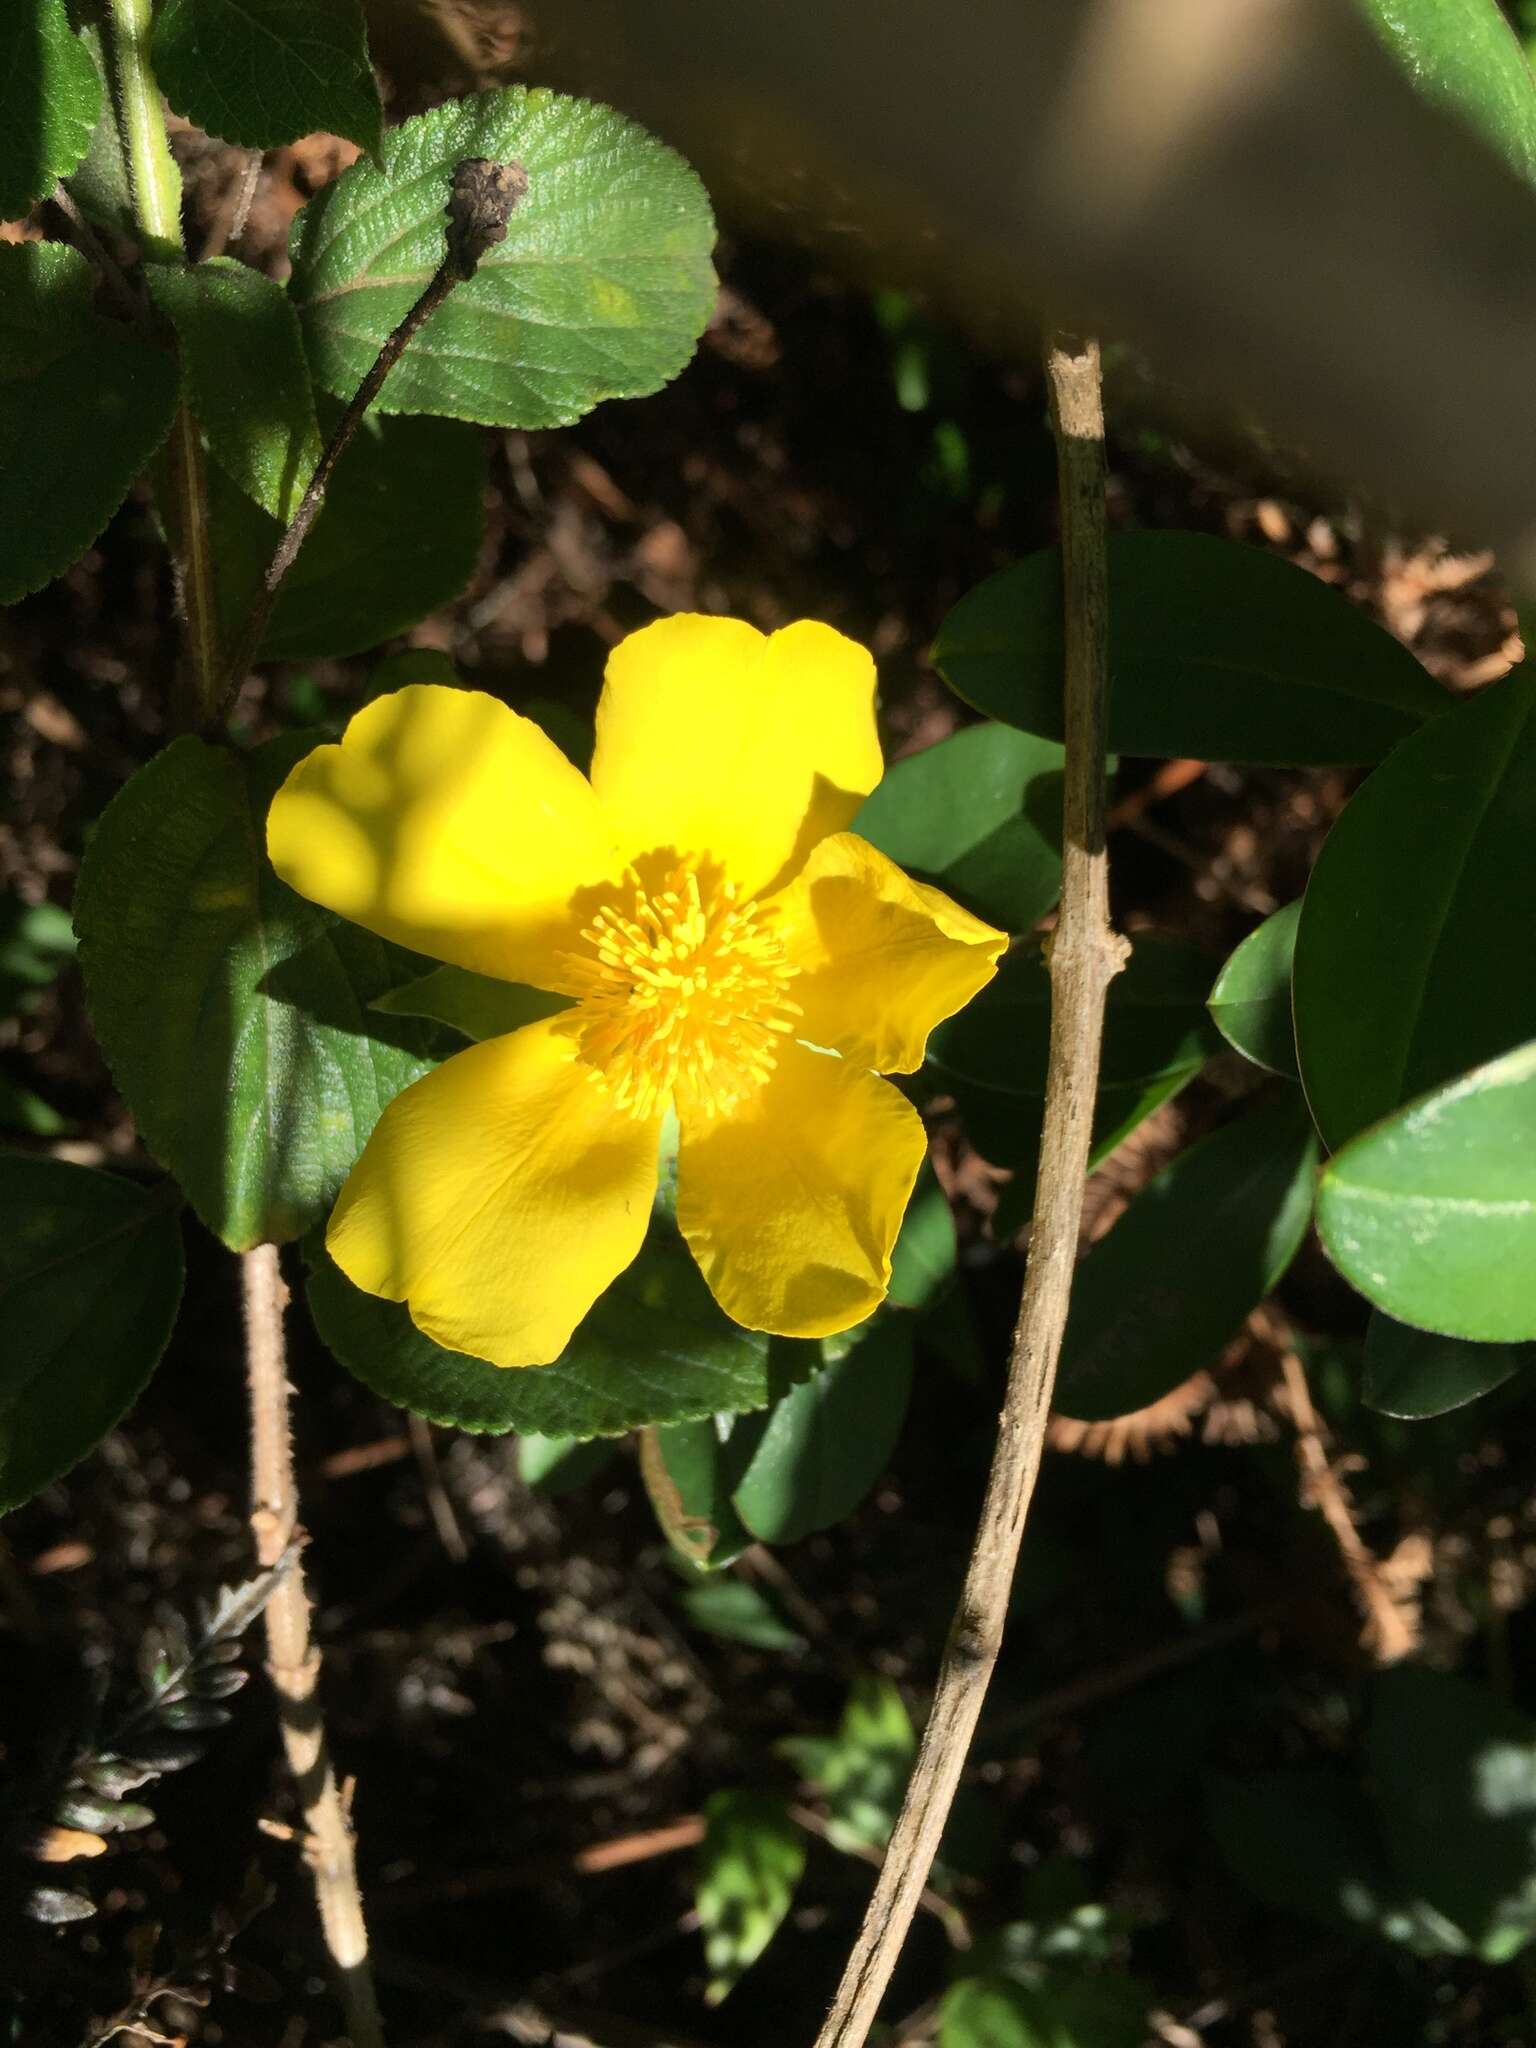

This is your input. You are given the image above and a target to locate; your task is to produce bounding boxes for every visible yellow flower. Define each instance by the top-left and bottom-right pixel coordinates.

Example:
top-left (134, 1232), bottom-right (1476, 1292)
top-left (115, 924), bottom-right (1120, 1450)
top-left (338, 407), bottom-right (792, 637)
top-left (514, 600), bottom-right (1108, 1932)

top-left (267, 616), bottom-right (1006, 1368)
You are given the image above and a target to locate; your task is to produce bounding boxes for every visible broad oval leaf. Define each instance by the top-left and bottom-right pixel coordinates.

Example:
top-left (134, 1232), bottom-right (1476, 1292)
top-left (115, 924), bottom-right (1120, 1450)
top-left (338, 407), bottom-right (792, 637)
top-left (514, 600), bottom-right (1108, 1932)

top-left (1361, 1310), bottom-right (1525, 1420)
top-left (852, 722), bottom-right (1064, 932)
top-left (934, 532), bottom-right (1445, 765)
top-left (75, 735), bottom-right (442, 1250)
top-left (151, 0), bottom-right (382, 158)
top-left (0, 243), bottom-right (178, 605)
top-left (148, 259), bottom-right (321, 523)
top-left (211, 409), bottom-right (486, 660)
top-left (642, 1416), bottom-right (756, 1570)
top-left (696, 1791), bottom-right (806, 2005)
top-left (1207, 899), bottom-right (1301, 1077)
top-left (929, 933), bottom-right (1221, 1166)
top-left (288, 86), bottom-right (717, 429)
top-left (305, 1227), bottom-right (786, 1438)
top-left (1352, 0), bottom-right (1536, 188)
top-left (0, 1156), bottom-right (183, 1513)
top-left (1316, 1039), bottom-right (1536, 1342)
top-left (732, 1318), bottom-right (915, 1546)
top-left (1054, 1092), bottom-right (1320, 1422)
top-left (1295, 670), bottom-right (1536, 1150)
top-left (0, 0), bottom-right (101, 218)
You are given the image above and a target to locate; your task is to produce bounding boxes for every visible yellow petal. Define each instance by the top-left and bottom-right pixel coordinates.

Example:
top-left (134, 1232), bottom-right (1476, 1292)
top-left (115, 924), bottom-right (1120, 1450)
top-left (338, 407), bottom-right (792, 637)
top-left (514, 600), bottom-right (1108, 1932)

top-left (328, 1018), bottom-right (660, 1367)
top-left (771, 832), bottom-right (1007, 1073)
top-left (267, 685), bottom-right (618, 989)
top-left (590, 615), bottom-right (884, 896)
top-left (676, 1042), bottom-right (926, 1338)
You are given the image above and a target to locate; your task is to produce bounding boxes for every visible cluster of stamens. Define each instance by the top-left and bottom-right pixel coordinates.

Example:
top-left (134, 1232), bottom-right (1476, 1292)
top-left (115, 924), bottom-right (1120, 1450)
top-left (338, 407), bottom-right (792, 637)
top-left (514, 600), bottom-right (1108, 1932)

top-left (559, 859), bottom-right (801, 1123)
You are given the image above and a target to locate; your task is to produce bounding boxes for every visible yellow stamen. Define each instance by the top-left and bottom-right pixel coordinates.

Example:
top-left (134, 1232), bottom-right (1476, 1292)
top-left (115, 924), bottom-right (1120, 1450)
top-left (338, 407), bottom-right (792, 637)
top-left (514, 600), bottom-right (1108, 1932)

top-left (558, 859), bottom-right (801, 1122)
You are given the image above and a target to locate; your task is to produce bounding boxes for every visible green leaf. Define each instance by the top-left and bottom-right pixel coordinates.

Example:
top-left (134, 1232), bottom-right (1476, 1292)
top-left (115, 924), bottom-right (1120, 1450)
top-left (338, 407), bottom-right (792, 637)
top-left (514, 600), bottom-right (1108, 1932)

top-left (373, 965), bottom-right (570, 1042)
top-left (0, 894), bottom-right (75, 1013)
top-left (1352, 0), bottom-right (1536, 187)
top-left (888, 1161), bottom-right (957, 1310)
top-left (1294, 670), bottom-right (1536, 1150)
top-left (211, 409), bottom-right (485, 660)
top-left (1369, 1666), bottom-right (1536, 1962)
top-left (941, 1973), bottom-right (1149, 2048)
top-left (75, 734), bottom-right (441, 1250)
top-left (934, 532), bottom-right (1445, 765)
top-left (1316, 1039), bottom-right (1536, 1342)
top-left (150, 0), bottom-right (382, 158)
top-left (148, 259), bottom-right (321, 523)
top-left (928, 934), bottom-right (1220, 1165)
top-left (643, 1416), bottom-right (756, 1570)
top-left (288, 86), bottom-right (716, 429)
top-left (696, 1791), bottom-right (805, 2004)
top-left (1054, 1092), bottom-right (1320, 1422)
top-left (0, 242), bottom-right (178, 604)
top-left (0, 1070), bottom-right (72, 1137)
top-left (516, 1431), bottom-right (619, 1494)
top-left (0, 1156), bottom-right (183, 1513)
top-left (1361, 1310), bottom-right (1526, 1419)
top-left (732, 1319), bottom-right (914, 1546)
top-left (778, 1675), bottom-right (916, 1855)
top-left (305, 1224), bottom-right (785, 1438)
top-left (1207, 899), bottom-right (1300, 1077)
top-left (677, 1577), bottom-right (806, 1653)
top-left (852, 722), bottom-right (1063, 932)
top-left (0, 0), bottom-right (101, 218)
top-left (1207, 1769), bottom-right (1464, 1954)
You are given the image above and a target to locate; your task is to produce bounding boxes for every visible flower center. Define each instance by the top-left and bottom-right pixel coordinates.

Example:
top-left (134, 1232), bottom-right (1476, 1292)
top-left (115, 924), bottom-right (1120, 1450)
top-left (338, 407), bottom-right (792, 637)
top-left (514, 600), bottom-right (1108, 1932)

top-left (560, 859), bottom-right (802, 1122)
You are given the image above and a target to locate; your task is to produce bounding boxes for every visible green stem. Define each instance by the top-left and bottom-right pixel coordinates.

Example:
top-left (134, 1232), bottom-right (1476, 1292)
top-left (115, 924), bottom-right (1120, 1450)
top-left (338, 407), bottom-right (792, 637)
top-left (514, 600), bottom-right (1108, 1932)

top-left (105, 0), bottom-right (220, 724)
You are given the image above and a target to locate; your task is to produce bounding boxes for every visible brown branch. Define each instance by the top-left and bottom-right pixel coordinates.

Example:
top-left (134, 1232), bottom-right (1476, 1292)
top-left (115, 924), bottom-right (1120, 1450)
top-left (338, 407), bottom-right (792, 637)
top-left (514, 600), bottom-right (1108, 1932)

top-left (243, 1244), bottom-right (386, 2048)
top-left (215, 156), bottom-right (527, 714)
top-left (809, 334), bottom-right (1127, 2048)
top-left (201, 148), bottom-right (263, 261)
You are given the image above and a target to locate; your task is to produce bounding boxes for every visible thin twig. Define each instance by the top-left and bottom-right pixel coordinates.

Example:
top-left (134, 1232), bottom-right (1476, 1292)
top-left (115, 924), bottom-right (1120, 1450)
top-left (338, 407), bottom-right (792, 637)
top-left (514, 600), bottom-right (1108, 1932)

top-left (407, 1411), bottom-right (470, 1562)
top-left (243, 1244), bottom-right (386, 2048)
top-left (810, 335), bottom-right (1127, 2048)
top-left (215, 156), bottom-right (528, 713)
top-left (201, 148), bottom-right (263, 261)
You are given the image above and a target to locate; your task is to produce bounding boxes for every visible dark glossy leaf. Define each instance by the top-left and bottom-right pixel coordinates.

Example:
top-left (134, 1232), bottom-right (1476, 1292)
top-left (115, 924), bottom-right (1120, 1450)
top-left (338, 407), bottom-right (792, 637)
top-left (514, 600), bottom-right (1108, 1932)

top-left (1353, 0), bottom-right (1536, 186)
top-left (306, 1225), bottom-right (786, 1438)
top-left (0, 1156), bottom-right (183, 1513)
top-left (696, 1791), bottom-right (805, 2004)
top-left (289, 86), bottom-right (716, 429)
top-left (211, 410), bottom-right (485, 660)
top-left (1295, 671), bottom-right (1536, 1149)
top-left (0, 0), bottom-right (100, 218)
top-left (852, 722), bottom-right (1063, 932)
top-left (0, 242), bottom-right (178, 604)
top-left (148, 259), bottom-right (321, 522)
top-left (928, 934), bottom-right (1220, 1164)
top-left (1369, 1666), bottom-right (1536, 1962)
top-left (1317, 1039), bottom-right (1536, 1341)
top-left (643, 1416), bottom-right (756, 1570)
top-left (732, 1319), bottom-right (914, 1546)
top-left (151, 0), bottom-right (382, 157)
top-left (1055, 1092), bottom-right (1319, 1422)
top-left (1361, 1310), bottom-right (1526, 1419)
top-left (1208, 899), bottom-right (1300, 1077)
top-left (887, 1161), bottom-right (956, 1309)
top-left (75, 734), bottom-right (441, 1250)
top-left (935, 532), bottom-right (1445, 765)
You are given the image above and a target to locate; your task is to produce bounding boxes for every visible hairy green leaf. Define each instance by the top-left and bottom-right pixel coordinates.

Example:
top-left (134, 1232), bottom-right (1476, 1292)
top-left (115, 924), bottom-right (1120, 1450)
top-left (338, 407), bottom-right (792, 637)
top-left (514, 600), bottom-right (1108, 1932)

top-left (1055, 1092), bottom-right (1319, 1422)
top-left (151, 0), bottom-right (382, 157)
top-left (148, 259), bottom-right (321, 522)
top-left (1295, 670), bottom-right (1536, 1149)
top-left (0, 242), bottom-right (178, 604)
top-left (1317, 1039), bottom-right (1536, 1342)
top-left (0, 0), bottom-right (101, 218)
top-left (288, 86), bottom-right (716, 428)
top-left (75, 734), bottom-right (441, 1249)
top-left (935, 532), bottom-right (1445, 765)
top-left (0, 1156), bottom-right (183, 1513)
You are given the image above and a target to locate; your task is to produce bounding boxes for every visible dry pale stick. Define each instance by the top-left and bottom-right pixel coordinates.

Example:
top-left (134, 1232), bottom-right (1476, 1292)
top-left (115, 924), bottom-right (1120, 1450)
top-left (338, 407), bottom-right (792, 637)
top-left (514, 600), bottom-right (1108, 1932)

top-left (810, 334), bottom-right (1127, 2048)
